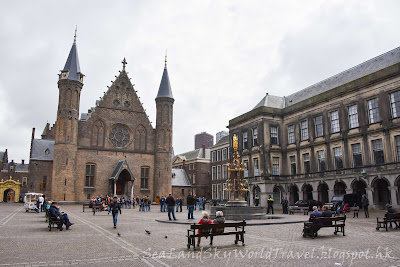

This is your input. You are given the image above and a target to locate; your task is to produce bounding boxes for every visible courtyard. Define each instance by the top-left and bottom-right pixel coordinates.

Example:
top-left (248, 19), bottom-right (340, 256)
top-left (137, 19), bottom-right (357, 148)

top-left (0, 203), bottom-right (399, 267)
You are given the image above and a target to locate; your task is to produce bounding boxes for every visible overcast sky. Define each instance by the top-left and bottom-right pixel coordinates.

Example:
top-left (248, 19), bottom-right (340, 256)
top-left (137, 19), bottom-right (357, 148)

top-left (1, 1), bottom-right (400, 163)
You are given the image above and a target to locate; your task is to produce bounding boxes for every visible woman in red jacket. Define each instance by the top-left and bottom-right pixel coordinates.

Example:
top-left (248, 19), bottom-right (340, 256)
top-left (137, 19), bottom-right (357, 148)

top-left (197, 211), bottom-right (212, 247)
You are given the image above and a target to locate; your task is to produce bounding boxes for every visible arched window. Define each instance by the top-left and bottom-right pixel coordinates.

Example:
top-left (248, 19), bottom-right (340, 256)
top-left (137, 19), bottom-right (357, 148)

top-left (66, 89), bottom-right (72, 108)
top-left (163, 104), bottom-right (169, 124)
top-left (85, 163), bottom-right (95, 187)
top-left (91, 120), bottom-right (105, 147)
top-left (135, 125), bottom-right (147, 151)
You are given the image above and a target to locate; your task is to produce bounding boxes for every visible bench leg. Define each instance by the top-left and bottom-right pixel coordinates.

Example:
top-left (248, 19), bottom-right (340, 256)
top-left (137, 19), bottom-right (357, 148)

top-left (235, 234), bottom-right (239, 244)
top-left (241, 232), bottom-right (245, 246)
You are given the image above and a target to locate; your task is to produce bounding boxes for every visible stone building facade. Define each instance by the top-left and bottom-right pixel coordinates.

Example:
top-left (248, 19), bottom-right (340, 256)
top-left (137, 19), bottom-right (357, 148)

top-left (210, 135), bottom-right (230, 201)
top-left (229, 47), bottom-right (400, 209)
top-left (0, 150), bottom-right (28, 202)
top-left (28, 36), bottom-right (174, 202)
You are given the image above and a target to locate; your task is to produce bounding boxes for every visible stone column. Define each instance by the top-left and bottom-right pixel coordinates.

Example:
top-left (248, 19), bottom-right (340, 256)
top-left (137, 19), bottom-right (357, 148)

top-left (390, 186), bottom-right (397, 207)
top-left (366, 187), bottom-right (374, 209)
top-left (328, 190), bottom-right (334, 202)
top-left (131, 182), bottom-right (134, 202)
top-left (114, 181), bottom-right (116, 197)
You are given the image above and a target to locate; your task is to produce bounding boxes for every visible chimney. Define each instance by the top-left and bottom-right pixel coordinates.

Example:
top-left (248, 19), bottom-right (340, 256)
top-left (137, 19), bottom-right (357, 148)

top-left (202, 144), bottom-right (206, 158)
top-left (183, 159), bottom-right (186, 168)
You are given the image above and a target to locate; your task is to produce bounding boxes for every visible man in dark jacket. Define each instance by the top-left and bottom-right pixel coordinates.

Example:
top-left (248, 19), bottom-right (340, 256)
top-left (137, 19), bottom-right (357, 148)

top-left (187, 193), bottom-right (196, 219)
top-left (110, 196), bottom-right (121, 228)
top-left (386, 203), bottom-right (399, 229)
top-left (361, 194), bottom-right (369, 218)
top-left (49, 202), bottom-right (73, 230)
top-left (166, 193), bottom-right (177, 220)
top-left (321, 205), bottom-right (332, 217)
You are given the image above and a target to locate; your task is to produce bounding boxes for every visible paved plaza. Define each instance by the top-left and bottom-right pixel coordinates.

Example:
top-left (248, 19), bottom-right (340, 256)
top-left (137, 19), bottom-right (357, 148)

top-left (0, 203), bottom-right (399, 267)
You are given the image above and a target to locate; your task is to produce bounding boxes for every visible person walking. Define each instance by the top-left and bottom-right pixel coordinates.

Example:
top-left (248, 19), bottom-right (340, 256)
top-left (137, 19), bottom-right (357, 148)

top-left (281, 197), bottom-right (289, 214)
top-left (179, 198), bottom-right (183, 212)
top-left (160, 196), bottom-right (166, 212)
top-left (166, 193), bottom-right (177, 221)
top-left (361, 194), bottom-right (369, 218)
top-left (198, 197), bottom-right (203, 210)
top-left (202, 197), bottom-right (206, 211)
top-left (110, 196), bottom-right (121, 228)
top-left (176, 198), bottom-right (180, 212)
top-left (187, 193), bottom-right (195, 219)
top-left (267, 195), bottom-right (274, 214)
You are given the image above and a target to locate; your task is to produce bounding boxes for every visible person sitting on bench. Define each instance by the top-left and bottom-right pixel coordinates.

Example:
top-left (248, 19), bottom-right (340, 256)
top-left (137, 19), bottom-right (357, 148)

top-left (197, 211), bottom-right (212, 247)
top-left (210, 211), bottom-right (225, 245)
top-left (386, 203), bottom-right (399, 229)
top-left (309, 206), bottom-right (323, 232)
top-left (49, 202), bottom-right (74, 230)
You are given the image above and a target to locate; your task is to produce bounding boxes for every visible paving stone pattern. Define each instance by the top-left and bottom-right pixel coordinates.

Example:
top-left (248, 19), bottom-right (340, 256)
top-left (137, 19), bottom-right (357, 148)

top-left (0, 203), bottom-right (399, 267)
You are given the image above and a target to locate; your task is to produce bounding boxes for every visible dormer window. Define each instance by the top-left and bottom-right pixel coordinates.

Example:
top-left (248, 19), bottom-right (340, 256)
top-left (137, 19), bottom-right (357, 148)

top-left (45, 148), bottom-right (50, 155)
top-left (61, 72), bottom-right (69, 79)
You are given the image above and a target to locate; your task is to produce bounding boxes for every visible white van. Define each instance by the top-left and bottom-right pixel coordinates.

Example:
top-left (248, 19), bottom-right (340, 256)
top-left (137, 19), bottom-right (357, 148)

top-left (24, 193), bottom-right (43, 212)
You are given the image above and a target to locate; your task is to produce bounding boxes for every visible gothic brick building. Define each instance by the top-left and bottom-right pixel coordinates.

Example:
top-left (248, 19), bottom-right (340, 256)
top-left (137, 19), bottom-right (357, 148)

top-left (229, 46), bottom-right (400, 209)
top-left (28, 35), bottom-right (174, 202)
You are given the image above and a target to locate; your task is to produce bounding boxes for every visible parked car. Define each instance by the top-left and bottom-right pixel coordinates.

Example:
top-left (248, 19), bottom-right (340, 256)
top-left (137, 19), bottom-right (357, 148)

top-left (325, 194), bottom-right (361, 210)
top-left (293, 200), bottom-right (323, 211)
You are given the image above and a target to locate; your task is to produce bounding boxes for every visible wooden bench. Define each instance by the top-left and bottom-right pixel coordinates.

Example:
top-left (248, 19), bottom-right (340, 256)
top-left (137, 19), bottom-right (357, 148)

top-left (303, 216), bottom-right (346, 239)
top-left (92, 204), bottom-right (105, 215)
top-left (376, 213), bottom-right (400, 231)
top-left (289, 207), bottom-right (309, 215)
top-left (48, 216), bottom-right (62, 231)
top-left (82, 202), bottom-right (92, 212)
top-left (187, 220), bottom-right (246, 250)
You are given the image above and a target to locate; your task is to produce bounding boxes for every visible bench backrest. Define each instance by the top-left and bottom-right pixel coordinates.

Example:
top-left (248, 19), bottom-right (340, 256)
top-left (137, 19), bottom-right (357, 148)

top-left (384, 213), bottom-right (400, 219)
top-left (190, 221), bottom-right (246, 230)
top-left (290, 207), bottom-right (307, 210)
top-left (313, 216), bottom-right (346, 223)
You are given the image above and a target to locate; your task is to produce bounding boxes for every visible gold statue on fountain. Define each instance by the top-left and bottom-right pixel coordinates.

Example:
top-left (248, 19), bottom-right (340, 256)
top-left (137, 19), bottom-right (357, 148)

top-left (225, 134), bottom-right (249, 201)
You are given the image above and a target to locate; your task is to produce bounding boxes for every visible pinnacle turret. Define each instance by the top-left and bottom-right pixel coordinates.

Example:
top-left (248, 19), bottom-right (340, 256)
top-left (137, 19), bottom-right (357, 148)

top-left (59, 29), bottom-right (84, 82)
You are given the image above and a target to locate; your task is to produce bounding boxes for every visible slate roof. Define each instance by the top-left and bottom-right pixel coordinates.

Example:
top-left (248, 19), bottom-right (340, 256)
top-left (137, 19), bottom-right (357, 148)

top-left (80, 113), bottom-right (89, 120)
top-left (172, 169), bottom-right (191, 187)
top-left (30, 139), bottom-right (55, 161)
top-left (253, 94), bottom-right (285, 109)
top-left (61, 40), bottom-right (83, 82)
top-left (253, 46), bottom-right (400, 109)
top-left (109, 159), bottom-right (135, 181)
top-left (15, 164), bottom-right (28, 172)
top-left (174, 148), bottom-right (210, 162)
top-left (213, 135), bottom-right (229, 147)
top-left (156, 66), bottom-right (174, 100)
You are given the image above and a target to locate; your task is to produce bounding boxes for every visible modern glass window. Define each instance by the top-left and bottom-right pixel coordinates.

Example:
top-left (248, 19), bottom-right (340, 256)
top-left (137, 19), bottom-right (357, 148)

top-left (317, 150), bottom-right (326, 172)
top-left (217, 165), bottom-right (222, 180)
top-left (348, 105), bottom-right (359, 128)
top-left (303, 153), bottom-right (310, 174)
top-left (315, 116), bottom-right (323, 137)
top-left (395, 136), bottom-right (400, 162)
top-left (222, 164), bottom-right (228, 179)
top-left (212, 151), bottom-right (216, 162)
top-left (217, 150), bottom-right (221, 161)
top-left (290, 156), bottom-right (296, 175)
top-left (252, 128), bottom-right (258, 146)
top-left (272, 157), bottom-right (280, 175)
top-left (243, 132), bottom-right (248, 149)
top-left (222, 148), bottom-right (227, 160)
top-left (333, 147), bottom-right (343, 169)
top-left (372, 139), bottom-right (385, 165)
top-left (270, 126), bottom-right (278, 145)
top-left (351, 143), bottom-right (363, 167)
top-left (254, 158), bottom-right (259, 176)
top-left (85, 164), bottom-right (95, 187)
top-left (244, 160), bottom-right (249, 178)
top-left (330, 111), bottom-right (340, 133)
top-left (288, 125), bottom-right (295, 144)
top-left (301, 121), bottom-right (308, 141)
top-left (390, 91), bottom-right (400, 118)
top-left (368, 98), bottom-right (380, 124)
top-left (212, 166), bottom-right (216, 180)
top-left (140, 166), bottom-right (149, 189)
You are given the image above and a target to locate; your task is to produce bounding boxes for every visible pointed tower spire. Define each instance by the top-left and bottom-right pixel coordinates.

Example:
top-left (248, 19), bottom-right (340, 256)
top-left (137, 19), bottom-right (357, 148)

top-left (59, 28), bottom-right (84, 82)
top-left (156, 53), bottom-right (174, 100)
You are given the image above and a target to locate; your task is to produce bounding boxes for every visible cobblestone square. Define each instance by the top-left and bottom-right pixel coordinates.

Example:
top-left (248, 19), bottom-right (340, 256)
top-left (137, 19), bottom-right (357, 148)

top-left (0, 203), bottom-right (399, 267)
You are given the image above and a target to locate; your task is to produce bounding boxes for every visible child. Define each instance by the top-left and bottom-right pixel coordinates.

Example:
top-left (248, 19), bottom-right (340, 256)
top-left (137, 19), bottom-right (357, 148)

top-left (197, 211), bottom-right (212, 247)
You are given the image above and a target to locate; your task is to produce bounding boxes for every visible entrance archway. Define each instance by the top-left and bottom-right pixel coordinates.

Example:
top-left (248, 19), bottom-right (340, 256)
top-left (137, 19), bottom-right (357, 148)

top-left (318, 182), bottom-right (329, 204)
top-left (116, 169), bottom-right (132, 196)
top-left (302, 184), bottom-right (313, 200)
top-left (0, 179), bottom-right (21, 202)
top-left (352, 179), bottom-right (367, 206)
top-left (372, 178), bottom-right (391, 209)
top-left (289, 184), bottom-right (299, 205)
top-left (334, 181), bottom-right (347, 195)
top-left (109, 159), bottom-right (136, 199)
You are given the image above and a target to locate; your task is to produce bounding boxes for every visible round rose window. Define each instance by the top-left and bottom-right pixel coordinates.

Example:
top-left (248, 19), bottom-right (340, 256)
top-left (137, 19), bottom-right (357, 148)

top-left (109, 125), bottom-right (130, 147)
